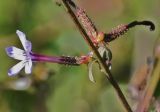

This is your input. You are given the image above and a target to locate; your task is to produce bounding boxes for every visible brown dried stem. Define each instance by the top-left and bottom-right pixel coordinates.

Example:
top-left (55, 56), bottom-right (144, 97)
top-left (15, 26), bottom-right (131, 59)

top-left (60, 0), bottom-right (132, 111)
top-left (136, 59), bottom-right (160, 112)
top-left (136, 43), bottom-right (160, 112)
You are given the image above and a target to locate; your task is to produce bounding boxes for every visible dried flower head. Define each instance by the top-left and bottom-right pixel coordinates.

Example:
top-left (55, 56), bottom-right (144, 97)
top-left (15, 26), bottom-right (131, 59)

top-left (104, 21), bottom-right (155, 42)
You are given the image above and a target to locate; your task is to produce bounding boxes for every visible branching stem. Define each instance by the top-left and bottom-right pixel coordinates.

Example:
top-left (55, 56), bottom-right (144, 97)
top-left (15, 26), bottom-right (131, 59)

top-left (61, 0), bottom-right (132, 111)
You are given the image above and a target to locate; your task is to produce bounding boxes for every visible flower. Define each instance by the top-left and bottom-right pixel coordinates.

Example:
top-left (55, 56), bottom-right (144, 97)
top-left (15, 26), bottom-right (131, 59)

top-left (6, 30), bottom-right (93, 76)
top-left (6, 30), bottom-right (32, 76)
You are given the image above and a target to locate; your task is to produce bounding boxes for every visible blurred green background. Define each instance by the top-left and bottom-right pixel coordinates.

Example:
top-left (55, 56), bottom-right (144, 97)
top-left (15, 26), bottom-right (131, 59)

top-left (0, 0), bottom-right (159, 112)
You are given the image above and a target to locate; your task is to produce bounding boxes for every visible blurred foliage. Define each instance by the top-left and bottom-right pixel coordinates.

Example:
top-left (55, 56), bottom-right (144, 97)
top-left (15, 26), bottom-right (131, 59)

top-left (0, 0), bottom-right (159, 112)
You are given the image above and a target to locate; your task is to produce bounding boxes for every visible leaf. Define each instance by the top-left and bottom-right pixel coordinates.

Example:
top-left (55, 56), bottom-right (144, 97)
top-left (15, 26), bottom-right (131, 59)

top-left (88, 59), bottom-right (97, 83)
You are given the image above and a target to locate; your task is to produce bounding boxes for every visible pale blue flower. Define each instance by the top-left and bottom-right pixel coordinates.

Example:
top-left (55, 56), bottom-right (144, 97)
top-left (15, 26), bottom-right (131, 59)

top-left (6, 30), bottom-right (32, 76)
top-left (5, 30), bottom-right (82, 76)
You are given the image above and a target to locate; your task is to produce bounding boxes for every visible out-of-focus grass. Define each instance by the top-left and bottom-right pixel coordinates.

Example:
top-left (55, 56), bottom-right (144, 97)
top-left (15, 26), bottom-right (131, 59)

top-left (0, 0), bottom-right (159, 112)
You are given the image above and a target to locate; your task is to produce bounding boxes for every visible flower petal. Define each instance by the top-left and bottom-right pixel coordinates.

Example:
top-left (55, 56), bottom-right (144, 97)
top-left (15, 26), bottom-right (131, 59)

top-left (25, 59), bottom-right (32, 74)
top-left (26, 40), bottom-right (32, 52)
top-left (8, 60), bottom-right (26, 76)
top-left (5, 46), bottom-right (26, 60)
top-left (16, 30), bottom-right (32, 51)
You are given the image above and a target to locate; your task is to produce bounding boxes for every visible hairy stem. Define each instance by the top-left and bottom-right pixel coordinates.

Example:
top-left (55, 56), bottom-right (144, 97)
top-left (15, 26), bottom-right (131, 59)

top-left (61, 0), bottom-right (132, 111)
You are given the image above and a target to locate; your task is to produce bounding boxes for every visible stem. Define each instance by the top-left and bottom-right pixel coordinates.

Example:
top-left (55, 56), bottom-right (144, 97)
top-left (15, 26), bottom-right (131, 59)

top-left (136, 58), bottom-right (160, 112)
top-left (61, 0), bottom-right (132, 111)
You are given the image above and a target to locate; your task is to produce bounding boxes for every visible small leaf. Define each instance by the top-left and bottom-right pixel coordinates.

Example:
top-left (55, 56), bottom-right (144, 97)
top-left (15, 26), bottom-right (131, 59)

top-left (88, 59), bottom-right (97, 83)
